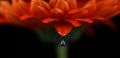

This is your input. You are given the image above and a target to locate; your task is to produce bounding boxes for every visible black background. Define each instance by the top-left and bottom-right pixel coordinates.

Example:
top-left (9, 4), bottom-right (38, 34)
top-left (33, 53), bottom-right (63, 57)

top-left (0, 14), bottom-right (120, 58)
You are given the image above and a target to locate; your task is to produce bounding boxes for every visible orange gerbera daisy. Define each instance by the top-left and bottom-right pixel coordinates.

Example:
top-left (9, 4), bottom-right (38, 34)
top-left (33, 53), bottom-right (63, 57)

top-left (0, 0), bottom-right (120, 37)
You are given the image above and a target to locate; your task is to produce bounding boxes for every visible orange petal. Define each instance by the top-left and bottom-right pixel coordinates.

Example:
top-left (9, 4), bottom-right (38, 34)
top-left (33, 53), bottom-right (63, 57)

top-left (0, 1), bottom-right (13, 14)
top-left (76, 0), bottom-right (89, 8)
top-left (30, 2), bottom-right (50, 19)
top-left (68, 9), bottom-right (88, 18)
top-left (20, 15), bottom-right (33, 20)
top-left (12, 0), bottom-right (29, 15)
top-left (18, 0), bottom-right (29, 10)
top-left (102, 6), bottom-right (120, 18)
top-left (68, 8), bottom-right (81, 15)
top-left (102, 0), bottom-right (113, 6)
top-left (54, 23), bottom-right (73, 37)
top-left (4, 13), bottom-right (23, 25)
top-left (50, 8), bottom-right (63, 14)
top-left (67, 19), bottom-right (81, 27)
top-left (38, 0), bottom-right (51, 11)
top-left (82, 0), bottom-right (96, 9)
top-left (106, 10), bottom-right (120, 18)
top-left (55, 0), bottom-right (69, 12)
top-left (67, 0), bottom-right (77, 9)
top-left (82, 0), bottom-right (96, 14)
top-left (42, 18), bottom-right (56, 23)
top-left (96, 0), bottom-right (113, 8)
top-left (49, 0), bottom-right (58, 8)
top-left (0, 1), bottom-right (11, 9)
top-left (94, 0), bottom-right (114, 16)
top-left (31, 0), bottom-right (40, 5)
top-left (94, 6), bottom-right (117, 17)
top-left (77, 19), bottom-right (94, 23)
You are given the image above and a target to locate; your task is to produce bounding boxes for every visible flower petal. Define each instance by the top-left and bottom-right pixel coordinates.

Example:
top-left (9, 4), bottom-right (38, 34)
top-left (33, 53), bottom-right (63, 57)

top-left (106, 10), bottom-right (120, 18)
top-left (38, 0), bottom-right (51, 11)
top-left (0, 1), bottom-right (13, 14)
top-left (49, 0), bottom-right (58, 8)
top-left (55, 0), bottom-right (69, 12)
top-left (42, 18), bottom-right (56, 23)
top-left (68, 9), bottom-right (88, 19)
top-left (4, 13), bottom-right (23, 25)
top-left (67, 19), bottom-right (81, 27)
top-left (82, 0), bottom-right (96, 14)
top-left (12, 0), bottom-right (29, 15)
top-left (54, 23), bottom-right (73, 37)
top-left (94, 0), bottom-right (118, 16)
top-left (0, 1), bottom-right (10, 8)
top-left (68, 8), bottom-right (81, 15)
top-left (67, 0), bottom-right (77, 9)
top-left (30, 2), bottom-right (50, 19)
top-left (20, 15), bottom-right (33, 20)
top-left (76, 0), bottom-right (89, 8)
top-left (77, 19), bottom-right (93, 23)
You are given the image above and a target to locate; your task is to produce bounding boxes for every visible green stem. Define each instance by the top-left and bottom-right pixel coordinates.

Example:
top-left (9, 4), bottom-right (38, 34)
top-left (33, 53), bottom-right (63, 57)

top-left (56, 46), bottom-right (68, 58)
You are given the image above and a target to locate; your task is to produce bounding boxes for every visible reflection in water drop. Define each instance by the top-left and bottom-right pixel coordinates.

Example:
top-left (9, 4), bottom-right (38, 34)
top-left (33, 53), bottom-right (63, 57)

top-left (60, 39), bottom-right (66, 48)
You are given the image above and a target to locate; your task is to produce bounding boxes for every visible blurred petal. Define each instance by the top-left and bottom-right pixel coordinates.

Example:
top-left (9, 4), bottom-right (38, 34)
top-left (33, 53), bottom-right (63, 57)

top-left (30, 2), bottom-right (50, 19)
top-left (76, 0), bottom-right (89, 8)
top-left (106, 10), bottom-right (120, 18)
top-left (55, 0), bottom-right (69, 12)
top-left (100, 19), bottom-right (117, 31)
top-left (94, 0), bottom-right (120, 17)
top-left (0, 18), bottom-right (9, 24)
top-left (82, 0), bottom-right (96, 14)
top-left (94, 6), bottom-right (117, 17)
top-left (38, 0), bottom-right (51, 11)
top-left (96, 0), bottom-right (113, 9)
top-left (42, 18), bottom-right (57, 23)
top-left (68, 9), bottom-right (80, 15)
top-left (67, 19), bottom-right (81, 27)
top-left (0, 1), bottom-right (13, 14)
top-left (0, 1), bottom-right (11, 9)
top-left (4, 13), bottom-right (22, 25)
top-left (49, 0), bottom-right (58, 7)
top-left (67, 0), bottom-right (77, 9)
top-left (77, 19), bottom-right (94, 23)
top-left (12, 0), bottom-right (29, 15)
top-left (103, 6), bottom-right (120, 18)
top-left (68, 9), bottom-right (88, 19)
top-left (20, 15), bottom-right (33, 20)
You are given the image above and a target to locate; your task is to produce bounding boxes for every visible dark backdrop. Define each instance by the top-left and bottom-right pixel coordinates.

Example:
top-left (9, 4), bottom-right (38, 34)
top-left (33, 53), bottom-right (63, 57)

top-left (0, 14), bottom-right (120, 58)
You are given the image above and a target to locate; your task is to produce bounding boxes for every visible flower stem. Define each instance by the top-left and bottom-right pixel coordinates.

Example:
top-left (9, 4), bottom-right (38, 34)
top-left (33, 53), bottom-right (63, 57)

top-left (56, 45), bottom-right (68, 58)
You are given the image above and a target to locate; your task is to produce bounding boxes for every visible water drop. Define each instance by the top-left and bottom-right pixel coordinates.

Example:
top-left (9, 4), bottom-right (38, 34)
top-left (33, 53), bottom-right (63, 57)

top-left (60, 39), bottom-right (66, 47)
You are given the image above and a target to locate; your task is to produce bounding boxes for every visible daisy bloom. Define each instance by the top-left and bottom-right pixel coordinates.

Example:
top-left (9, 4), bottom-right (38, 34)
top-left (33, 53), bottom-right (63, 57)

top-left (0, 0), bottom-right (120, 37)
